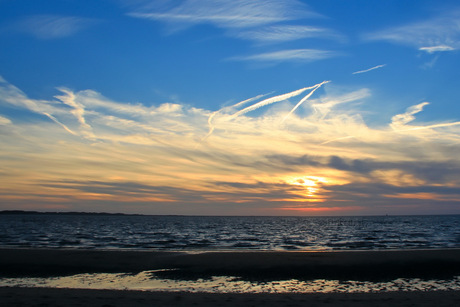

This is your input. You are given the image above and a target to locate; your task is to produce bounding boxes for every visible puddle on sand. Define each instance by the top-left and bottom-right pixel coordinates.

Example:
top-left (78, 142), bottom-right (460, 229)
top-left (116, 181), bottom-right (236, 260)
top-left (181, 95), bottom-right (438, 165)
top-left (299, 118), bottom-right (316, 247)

top-left (1, 271), bottom-right (460, 293)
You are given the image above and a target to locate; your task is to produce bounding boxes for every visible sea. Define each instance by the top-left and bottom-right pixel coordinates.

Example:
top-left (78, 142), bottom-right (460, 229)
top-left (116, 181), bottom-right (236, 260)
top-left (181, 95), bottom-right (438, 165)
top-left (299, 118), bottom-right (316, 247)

top-left (1, 213), bottom-right (460, 251)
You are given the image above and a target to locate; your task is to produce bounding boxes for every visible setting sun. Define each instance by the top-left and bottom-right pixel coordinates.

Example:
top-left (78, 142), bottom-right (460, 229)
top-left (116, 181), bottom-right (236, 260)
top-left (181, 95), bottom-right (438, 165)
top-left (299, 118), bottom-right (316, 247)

top-left (287, 176), bottom-right (328, 197)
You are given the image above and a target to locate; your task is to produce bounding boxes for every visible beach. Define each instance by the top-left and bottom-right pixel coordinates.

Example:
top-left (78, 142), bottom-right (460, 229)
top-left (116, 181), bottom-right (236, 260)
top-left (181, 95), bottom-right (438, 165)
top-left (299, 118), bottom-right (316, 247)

top-left (1, 248), bottom-right (460, 306)
top-left (2, 287), bottom-right (460, 307)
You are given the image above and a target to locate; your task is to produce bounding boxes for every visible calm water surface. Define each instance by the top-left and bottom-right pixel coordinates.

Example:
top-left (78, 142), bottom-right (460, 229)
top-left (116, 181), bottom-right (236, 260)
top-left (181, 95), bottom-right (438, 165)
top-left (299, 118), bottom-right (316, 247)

top-left (1, 214), bottom-right (459, 251)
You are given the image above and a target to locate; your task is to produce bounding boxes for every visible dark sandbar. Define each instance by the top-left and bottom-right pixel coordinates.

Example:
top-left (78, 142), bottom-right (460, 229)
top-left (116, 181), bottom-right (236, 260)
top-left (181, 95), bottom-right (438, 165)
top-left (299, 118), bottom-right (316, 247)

top-left (1, 248), bottom-right (460, 280)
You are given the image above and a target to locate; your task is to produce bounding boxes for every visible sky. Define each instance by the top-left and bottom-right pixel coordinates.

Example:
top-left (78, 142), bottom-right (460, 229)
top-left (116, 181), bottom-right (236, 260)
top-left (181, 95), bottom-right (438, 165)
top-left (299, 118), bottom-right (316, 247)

top-left (1, 0), bottom-right (460, 216)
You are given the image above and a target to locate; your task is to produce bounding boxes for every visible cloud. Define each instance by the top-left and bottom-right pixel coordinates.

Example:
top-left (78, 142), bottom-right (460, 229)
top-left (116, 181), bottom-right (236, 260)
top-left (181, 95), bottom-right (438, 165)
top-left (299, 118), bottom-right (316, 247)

top-left (352, 64), bottom-right (386, 75)
top-left (281, 80), bottom-right (330, 123)
top-left (419, 45), bottom-right (455, 53)
top-left (1, 76), bottom-right (460, 215)
top-left (364, 10), bottom-right (460, 51)
top-left (54, 88), bottom-right (95, 139)
top-left (0, 115), bottom-right (11, 125)
top-left (311, 88), bottom-right (371, 121)
top-left (391, 102), bottom-right (430, 128)
top-left (227, 82), bottom-right (324, 119)
top-left (388, 102), bottom-right (460, 134)
top-left (126, 0), bottom-right (340, 46)
top-left (126, 0), bottom-right (341, 66)
top-left (14, 15), bottom-right (98, 39)
top-left (0, 76), bottom-right (72, 123)
top-left (236, 25), bottom-right (339, 44)
top-left (128, 0), bottom-right (312, 29)
top-left (229, 49), bottom-right (338, 63)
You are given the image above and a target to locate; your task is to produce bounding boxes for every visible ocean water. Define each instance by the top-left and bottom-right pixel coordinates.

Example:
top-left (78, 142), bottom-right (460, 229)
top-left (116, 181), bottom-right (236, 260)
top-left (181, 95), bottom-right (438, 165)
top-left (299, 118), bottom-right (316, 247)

top-left (0, 214), bottom-right (459, 251)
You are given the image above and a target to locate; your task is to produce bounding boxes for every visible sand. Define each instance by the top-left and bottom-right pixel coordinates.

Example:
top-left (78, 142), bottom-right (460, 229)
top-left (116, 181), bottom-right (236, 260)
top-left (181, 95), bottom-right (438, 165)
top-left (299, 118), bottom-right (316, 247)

top-left (1, 248), bottom-right (460, 306)
top-left (2, 287), bottom-right (460, 306)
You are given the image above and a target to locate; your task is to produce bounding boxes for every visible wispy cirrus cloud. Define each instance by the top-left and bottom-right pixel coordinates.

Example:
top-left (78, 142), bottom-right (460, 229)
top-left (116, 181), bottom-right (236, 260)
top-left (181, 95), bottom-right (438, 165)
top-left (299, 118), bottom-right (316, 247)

top-left (128, 0), bottom-right (313, 29)
top-left (229, 49), bottom-right (339, 63)
top-left (14, 15), bottom-right (98, 39)
top-left (2, 75), bottom-right (460, 215)
top-left (364, 10), bottom-right (460, 53)
top-left (127, 0), bottom-right (339, 49)
top-left (235, 25), bottom-right (340, 44)
top-left (0, 115), bottom-right (11, 125)
top-left (419, 45), bottom-right (455, 53)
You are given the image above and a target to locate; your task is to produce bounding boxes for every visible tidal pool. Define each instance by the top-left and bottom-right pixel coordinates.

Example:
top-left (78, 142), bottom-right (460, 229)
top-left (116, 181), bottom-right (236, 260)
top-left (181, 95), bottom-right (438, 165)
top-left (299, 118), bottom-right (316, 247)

top-left (1, 271), bottom-right (460, 293)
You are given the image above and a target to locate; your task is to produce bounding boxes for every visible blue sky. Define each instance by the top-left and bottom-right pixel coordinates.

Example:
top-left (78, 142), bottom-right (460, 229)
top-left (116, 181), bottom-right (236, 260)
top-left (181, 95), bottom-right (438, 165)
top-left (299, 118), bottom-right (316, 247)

top-left (1, 0), bottom-right (460, 215)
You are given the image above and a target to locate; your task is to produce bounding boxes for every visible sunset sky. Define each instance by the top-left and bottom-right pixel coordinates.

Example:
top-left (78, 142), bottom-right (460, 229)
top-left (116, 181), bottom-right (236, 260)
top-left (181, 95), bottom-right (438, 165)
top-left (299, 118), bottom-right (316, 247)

top-left (1, 0), bottom-right (460, 215)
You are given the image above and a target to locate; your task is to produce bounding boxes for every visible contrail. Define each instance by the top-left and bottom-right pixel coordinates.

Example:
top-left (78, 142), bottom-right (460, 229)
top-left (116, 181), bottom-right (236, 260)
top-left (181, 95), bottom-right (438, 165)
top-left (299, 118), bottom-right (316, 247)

top-left (230, 93), bottom-right (271, 109)
top-left (204, 93), bottom-right (271, 140)
top-left (320, 135), bottom-right (355, 145)
top-left (394, 121), bottom-right (460, 132)
top-left (228, 83), bottom-right (323, 120)
top-left (42, 112), bottom-right (77, 136)
top-left (321, 121), bottom-right (460, 145)
top-left (352, 64), bottom-right (386, 75)
top-left (281, 80), bottom-right (330, 124)
top-left (205, 81), bottom-right (329, 139)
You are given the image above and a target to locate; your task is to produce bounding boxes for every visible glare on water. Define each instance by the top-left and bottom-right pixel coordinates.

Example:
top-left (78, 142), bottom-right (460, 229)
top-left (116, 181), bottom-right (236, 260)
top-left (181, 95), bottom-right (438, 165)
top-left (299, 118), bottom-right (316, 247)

top-left (1, 272), bottom-right (460, 293)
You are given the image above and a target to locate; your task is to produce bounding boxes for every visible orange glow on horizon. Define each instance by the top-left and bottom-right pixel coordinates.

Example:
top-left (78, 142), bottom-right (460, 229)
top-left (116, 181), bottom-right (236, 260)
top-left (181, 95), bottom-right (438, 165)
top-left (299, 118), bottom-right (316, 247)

top-left (280, 206), bottom-right (362, 212)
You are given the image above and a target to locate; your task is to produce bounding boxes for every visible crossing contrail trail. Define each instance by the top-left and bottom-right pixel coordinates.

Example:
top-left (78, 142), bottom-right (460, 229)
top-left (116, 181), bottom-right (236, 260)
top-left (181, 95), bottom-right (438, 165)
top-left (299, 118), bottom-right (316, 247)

top-left (230, 93), bottom-right (271, 109)
top-left (204, 93), bottom-right (271, 140)
top-left (280, 80), bottom-right (330, 124)
top-left (227, 83), bottom-right (324, 120)
top-left (205, 81), bottom-right (329, 140)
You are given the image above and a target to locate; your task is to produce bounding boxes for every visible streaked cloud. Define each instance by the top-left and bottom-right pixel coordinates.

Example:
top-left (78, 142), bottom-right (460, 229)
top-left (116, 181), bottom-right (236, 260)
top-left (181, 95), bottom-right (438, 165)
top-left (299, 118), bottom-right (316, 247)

top-left (364, 10), bottom-right (460, 52)
top-left (126, 0), bottom-right (340, 48)
top-left (14, 15), bottom-right (98, 39)
top-left (419, 45), bottom-right (455, 53)
top-left (352, 64), bottom-right (386, 75)
top-left (391, 102), bottom-right (430, 129)
top-left (128, 0), bottom-right (312, 29)
top-left (0, 115), bottom-right (11, 125)
top-left (236, 25), bottom-right (340, 44)
top-left (229, 49), bottom-right (338, 63)
top-left (2, 74), bottom-right (460, 215)
top-left (124, 0), bottom-right (343, 66)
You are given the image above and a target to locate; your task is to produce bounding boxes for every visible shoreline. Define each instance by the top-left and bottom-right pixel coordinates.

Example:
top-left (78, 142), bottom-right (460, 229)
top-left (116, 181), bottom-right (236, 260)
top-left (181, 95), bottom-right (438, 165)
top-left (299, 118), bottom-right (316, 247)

top-left (1, 248), bottom-right (460, 280)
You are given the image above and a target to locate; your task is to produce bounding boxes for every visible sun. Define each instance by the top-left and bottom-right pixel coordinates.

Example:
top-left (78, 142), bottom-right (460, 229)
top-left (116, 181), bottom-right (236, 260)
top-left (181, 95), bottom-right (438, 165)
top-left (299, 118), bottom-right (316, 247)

top-left (287, 176), bottom-right (328, 197)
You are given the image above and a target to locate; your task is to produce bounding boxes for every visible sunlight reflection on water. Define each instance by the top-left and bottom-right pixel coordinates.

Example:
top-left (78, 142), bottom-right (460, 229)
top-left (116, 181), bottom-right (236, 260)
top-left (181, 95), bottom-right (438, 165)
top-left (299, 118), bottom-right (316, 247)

top-left (1, 271), bottom-right (460, 293)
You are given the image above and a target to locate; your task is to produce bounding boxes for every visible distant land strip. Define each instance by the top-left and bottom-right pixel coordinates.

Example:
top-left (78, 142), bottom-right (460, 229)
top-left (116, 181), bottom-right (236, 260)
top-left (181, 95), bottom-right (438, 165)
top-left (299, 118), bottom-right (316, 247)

top-left (0, 210), bottom-right (143, 216)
